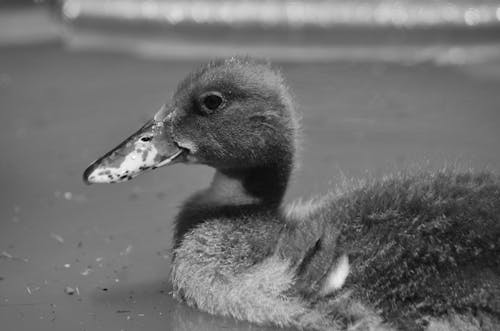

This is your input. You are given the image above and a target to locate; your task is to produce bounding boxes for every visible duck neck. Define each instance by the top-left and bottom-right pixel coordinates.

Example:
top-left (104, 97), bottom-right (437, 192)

top-left (216, 161), bottom-right (292, 208)
top-left (173, 156), bottom-right (293, 247)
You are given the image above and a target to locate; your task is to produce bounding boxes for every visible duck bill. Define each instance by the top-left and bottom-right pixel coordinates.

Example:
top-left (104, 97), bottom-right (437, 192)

top-left (83, 119), bottom-right (184, 184)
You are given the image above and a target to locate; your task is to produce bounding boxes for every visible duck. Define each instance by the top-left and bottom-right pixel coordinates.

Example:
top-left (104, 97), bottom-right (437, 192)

top-left (83, 57), bottom-right (500, 331)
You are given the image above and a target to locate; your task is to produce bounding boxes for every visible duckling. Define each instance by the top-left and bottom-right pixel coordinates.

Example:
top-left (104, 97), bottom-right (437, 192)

top-left (83, 57), bottom-right (500, 331)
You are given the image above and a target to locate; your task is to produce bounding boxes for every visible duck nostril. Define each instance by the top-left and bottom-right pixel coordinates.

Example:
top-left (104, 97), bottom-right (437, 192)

top-left (140, 136), bottom-right (153, 142)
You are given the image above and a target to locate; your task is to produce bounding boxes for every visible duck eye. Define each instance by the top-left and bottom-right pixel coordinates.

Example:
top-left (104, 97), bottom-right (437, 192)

top-left (201, 92), bottom-right (224, 112)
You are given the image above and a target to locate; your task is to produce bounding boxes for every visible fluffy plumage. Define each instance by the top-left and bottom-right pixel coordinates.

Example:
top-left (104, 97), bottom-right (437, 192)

top-left (85, 57), bottom-right (500, 331)
top-left (168, 58), bottom-right (500, 330)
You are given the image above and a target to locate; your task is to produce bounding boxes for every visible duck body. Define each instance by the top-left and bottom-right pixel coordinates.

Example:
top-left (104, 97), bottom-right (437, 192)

top-left (84, 57), bottom-right (500, 331)
top-left (171, 170), bottom-right (500, 331)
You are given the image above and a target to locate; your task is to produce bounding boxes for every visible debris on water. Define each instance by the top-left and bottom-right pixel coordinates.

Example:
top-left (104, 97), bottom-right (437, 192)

top-left (75, 287), bottom-right (80, 296)
top-left (95, 257), bottom-right (104, 267)
top-left (54, 191), bottom-right (87, 203)
top-left (1, 251), bottom-right (13, 259)
top-left (137, 313), bottom-right (145, 317)
top-left (64, 264), bottom-right (71, 268)
top-left (64, 286), bottom-right (75, 295)
top-left (120, 245), bottom-right (133, 256)
top-left (1, 251), bottom-right (29, 263)
top-left (26, 285), bottom-right (41, 294)
top-left (126, 315), bottom-right (131, 320)
top-left (101, 287), bottom-right (108, 292)
top-left (116, 310), bottom-right (131, 314)
top-left (77, 241), bottom-right (83, 248)
top-left (50, 233), bottom-right (64, 244)
top-left (114, 278), bottom-right (120, 283)
top-left (80, 268), bottom-right (92, 276)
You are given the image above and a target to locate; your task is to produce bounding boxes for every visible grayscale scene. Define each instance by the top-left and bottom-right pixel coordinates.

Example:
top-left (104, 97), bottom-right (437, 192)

top-left (1, 1), bottom-right (499, 331)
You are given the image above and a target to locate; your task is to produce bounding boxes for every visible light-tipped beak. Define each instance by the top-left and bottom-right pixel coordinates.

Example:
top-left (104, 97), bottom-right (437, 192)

top-left (83, 116), bottom-right (184, 185)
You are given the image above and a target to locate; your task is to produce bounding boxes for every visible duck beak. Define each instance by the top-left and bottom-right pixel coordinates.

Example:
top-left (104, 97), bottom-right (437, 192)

top-left (83, 110), bottom-right (184, 184)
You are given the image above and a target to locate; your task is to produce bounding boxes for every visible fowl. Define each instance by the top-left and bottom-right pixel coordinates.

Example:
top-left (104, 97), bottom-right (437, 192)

top-left (83, 57), bottom-right (500, 331)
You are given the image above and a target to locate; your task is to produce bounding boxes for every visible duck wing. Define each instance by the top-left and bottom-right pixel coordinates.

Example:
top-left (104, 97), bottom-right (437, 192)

top-left (277, 171), bottom-right (500, 328)
top-left (332, 171), bottom-right (500, 326)
top-left (276, 198), bottom-right (345, 297)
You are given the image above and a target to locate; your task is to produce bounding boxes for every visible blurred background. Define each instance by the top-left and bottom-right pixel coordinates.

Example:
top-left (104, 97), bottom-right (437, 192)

top-left (1, 1), bottom-right (500, 330)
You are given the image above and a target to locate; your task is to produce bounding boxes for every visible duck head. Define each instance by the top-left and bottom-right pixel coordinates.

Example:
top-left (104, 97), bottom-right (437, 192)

top-left (83, 57), bottom-right (298, 201)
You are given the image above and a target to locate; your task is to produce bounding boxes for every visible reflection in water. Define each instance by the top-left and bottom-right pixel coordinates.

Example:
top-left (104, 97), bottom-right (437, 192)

top-left (169, 303), bottom-right (293, 331)
top-left (90, 277), bottom-right (291, 330)
top-left (61, 0), bottom-right (500, 28)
